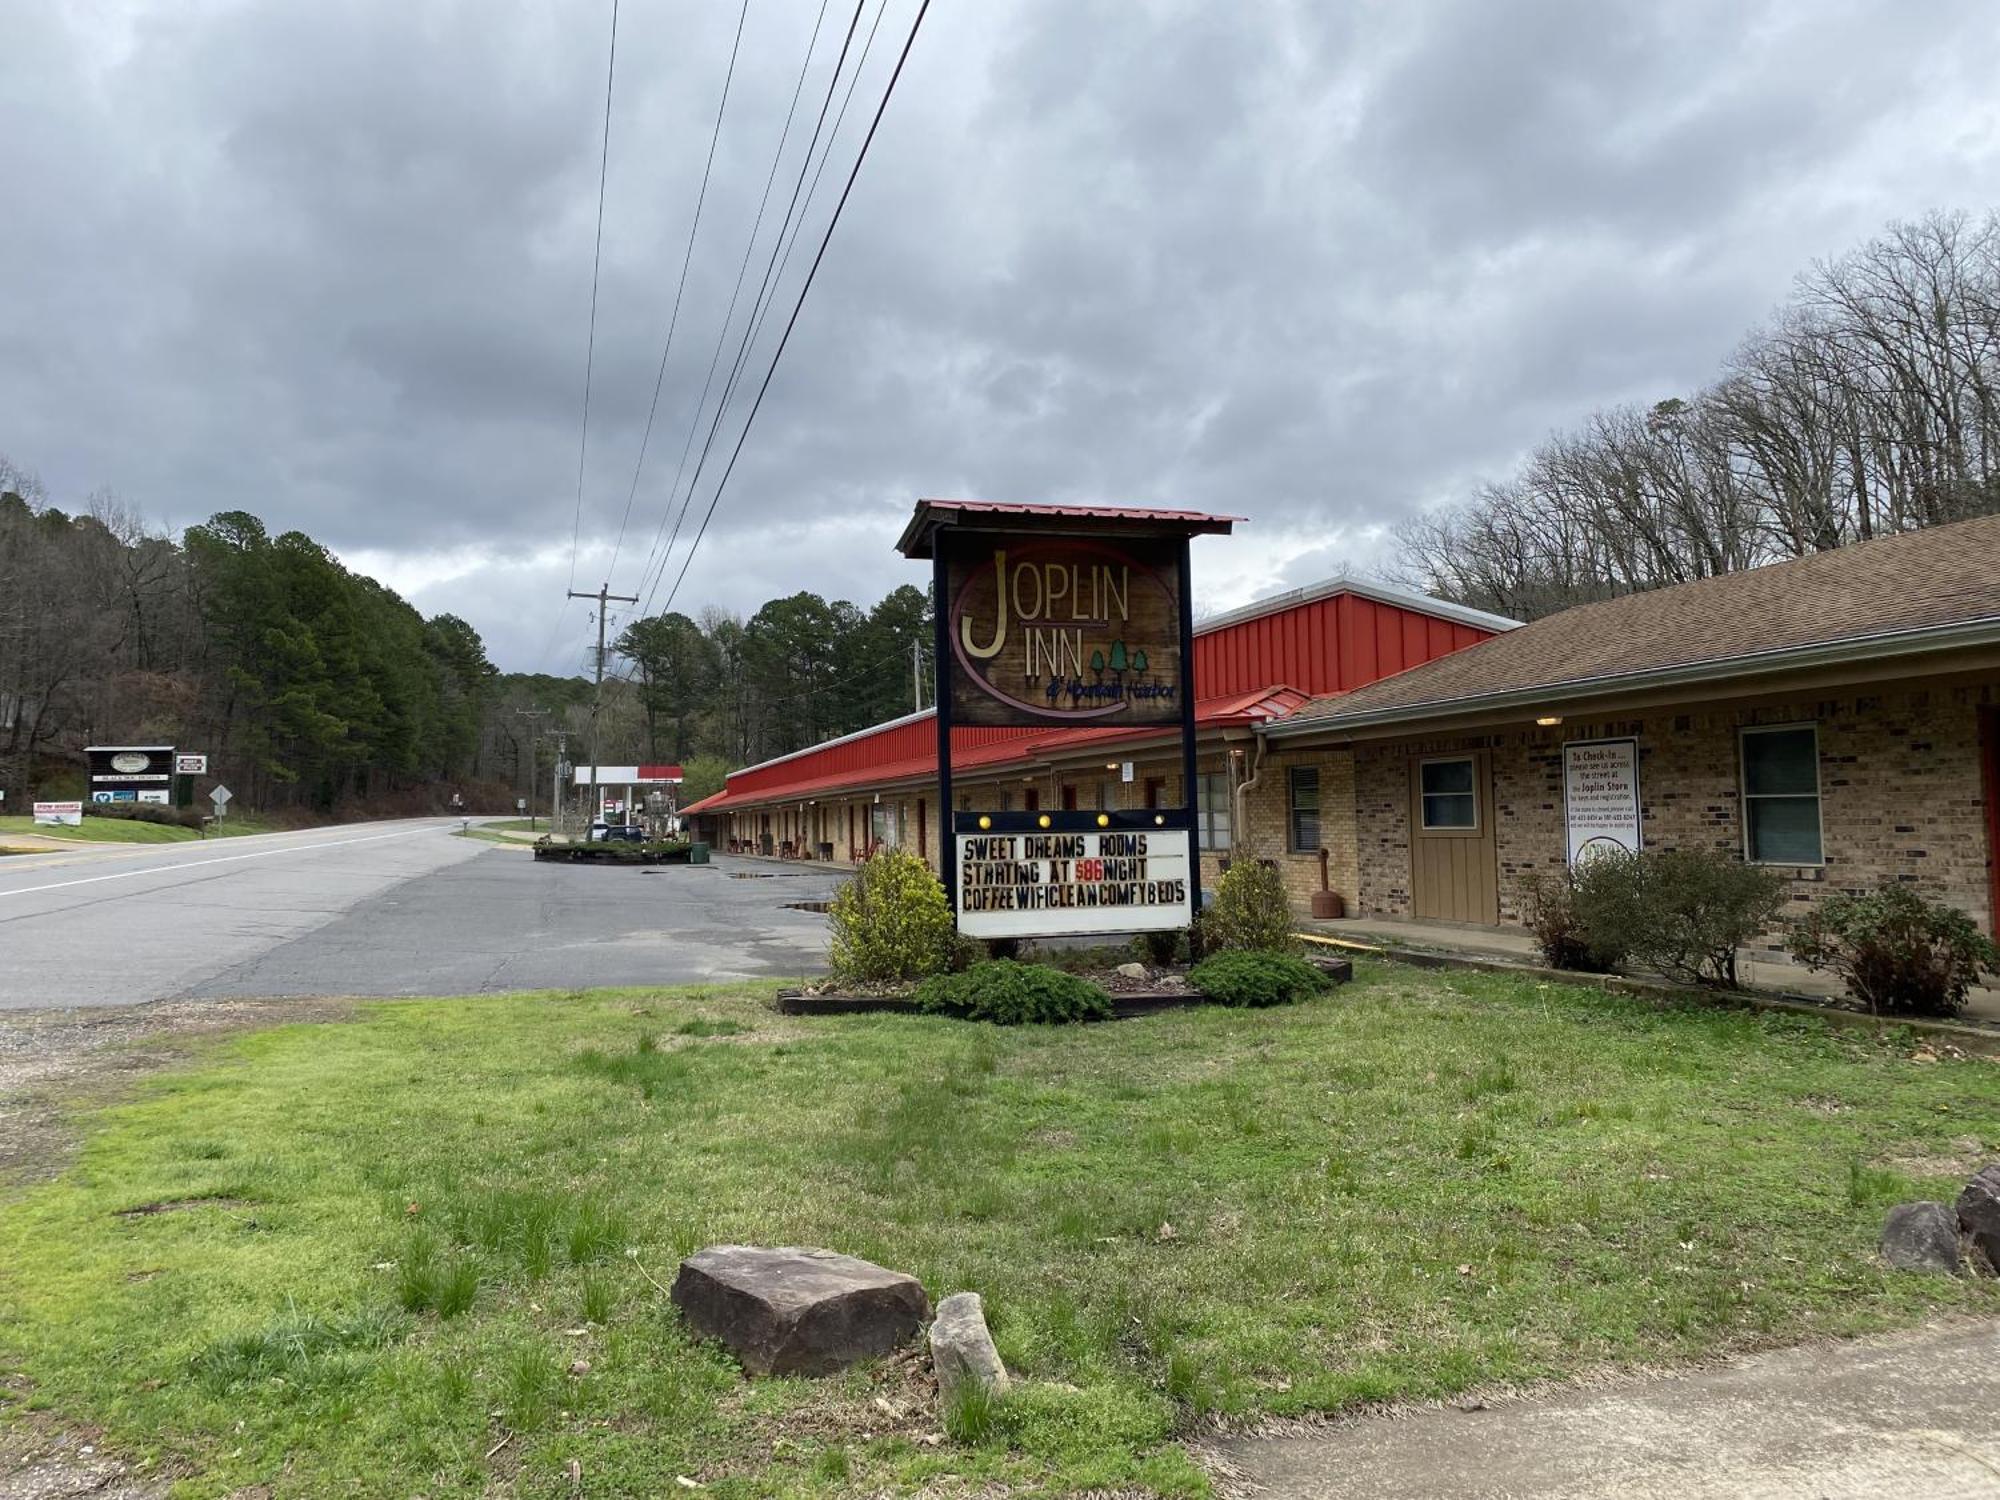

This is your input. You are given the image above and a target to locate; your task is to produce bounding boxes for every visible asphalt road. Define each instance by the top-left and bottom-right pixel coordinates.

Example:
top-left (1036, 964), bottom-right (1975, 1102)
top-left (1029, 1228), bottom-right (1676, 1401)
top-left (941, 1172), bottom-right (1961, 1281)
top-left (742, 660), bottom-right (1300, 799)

top-left (0, 820), bottom-right (844, 1008)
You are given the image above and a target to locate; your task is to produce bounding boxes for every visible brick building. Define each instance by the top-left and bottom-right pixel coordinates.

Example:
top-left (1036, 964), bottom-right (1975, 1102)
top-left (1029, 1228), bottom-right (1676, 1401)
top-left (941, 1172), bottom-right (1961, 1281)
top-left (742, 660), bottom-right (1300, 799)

top-left (1264, 515), bottom-right (2000, 939)
top-left (680, 568), bottom-right (1514, 909)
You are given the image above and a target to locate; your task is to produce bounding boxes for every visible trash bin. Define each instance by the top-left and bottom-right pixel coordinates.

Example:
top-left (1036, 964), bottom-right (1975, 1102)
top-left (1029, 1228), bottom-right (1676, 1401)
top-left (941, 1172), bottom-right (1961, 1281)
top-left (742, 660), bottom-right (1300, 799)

top-left (689, 842), bottom-right (710, 865)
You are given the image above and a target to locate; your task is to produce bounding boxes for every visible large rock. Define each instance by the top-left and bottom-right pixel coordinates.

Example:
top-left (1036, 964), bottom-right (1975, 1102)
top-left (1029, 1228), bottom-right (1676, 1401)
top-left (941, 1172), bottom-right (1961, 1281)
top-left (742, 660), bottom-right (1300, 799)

top-left (929, 1291), bottom-right (1010, 1405)
top-left (670, 1245), bottom-right (929, 1376)
top-left (1880, 1201), bottom-right (1963, 1276)
top-left (1957, 1164), bottom-right (2000, 1273)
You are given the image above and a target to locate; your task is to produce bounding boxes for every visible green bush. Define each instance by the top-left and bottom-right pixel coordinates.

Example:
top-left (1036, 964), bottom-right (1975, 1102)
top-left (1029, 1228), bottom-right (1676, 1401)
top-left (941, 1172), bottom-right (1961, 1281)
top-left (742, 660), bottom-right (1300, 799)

top-left (1133, 927), bottom-right (1189, 967)
top-left (914, 960), bottom-right (1113, 1024)
top-left (827, 846), bottom-right (957, 984)
top-left (1522, 868), bottom-right (1619, 972)
top-left (1189, 949), bottom-right (1329, 1008)
top-left (1572, 847), bottom-right (1785, 988)
top-left (1200, 860), bottom-right (1296, 953)
top-left (1788, 886), bottom-right (1999, 1017)
top-left (85, 802), bottom-right (207, 830)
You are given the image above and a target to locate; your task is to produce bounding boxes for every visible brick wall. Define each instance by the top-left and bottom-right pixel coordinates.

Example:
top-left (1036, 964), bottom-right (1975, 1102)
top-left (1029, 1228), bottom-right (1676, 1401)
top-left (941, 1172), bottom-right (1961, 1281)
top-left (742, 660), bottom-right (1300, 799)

top-left (1352, 680), bottom-right (1999, 934)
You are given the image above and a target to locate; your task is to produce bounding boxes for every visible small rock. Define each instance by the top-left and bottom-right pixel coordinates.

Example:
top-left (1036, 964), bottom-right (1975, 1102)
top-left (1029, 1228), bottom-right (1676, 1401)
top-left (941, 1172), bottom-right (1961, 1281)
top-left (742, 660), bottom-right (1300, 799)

top-left (929, 1290), bottom-right (1009, 1406)
top-left (1114, 962), bottom-right (1148, 981)
top-left (1880, 1201), bottom-right (1963, 1275)
top-left (670, 1245), bottom-right (929, 1377)
top-left (568, 1359), bottom-right (591, 1377)
top-left (1957, 1164), bottom-right (2000, 1273)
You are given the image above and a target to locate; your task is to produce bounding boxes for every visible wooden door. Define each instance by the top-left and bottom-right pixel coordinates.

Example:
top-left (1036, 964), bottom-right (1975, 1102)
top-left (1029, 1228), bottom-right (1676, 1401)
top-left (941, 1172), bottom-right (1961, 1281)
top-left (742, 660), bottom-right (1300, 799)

top-left (1410, 751), bottom-right (1499, 924)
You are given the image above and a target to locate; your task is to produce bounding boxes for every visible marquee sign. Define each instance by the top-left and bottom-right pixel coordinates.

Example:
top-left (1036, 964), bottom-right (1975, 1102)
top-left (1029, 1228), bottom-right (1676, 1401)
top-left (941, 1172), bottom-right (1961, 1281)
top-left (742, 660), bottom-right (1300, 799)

top-left (944, 536), bottom-right (1185, 728)
top-left (956, 815), bottom-right (1194, 938)
top-left (901, 499), bottom-right (1238, 940)
top-left (1563, 738), bottom-right (1642, 866)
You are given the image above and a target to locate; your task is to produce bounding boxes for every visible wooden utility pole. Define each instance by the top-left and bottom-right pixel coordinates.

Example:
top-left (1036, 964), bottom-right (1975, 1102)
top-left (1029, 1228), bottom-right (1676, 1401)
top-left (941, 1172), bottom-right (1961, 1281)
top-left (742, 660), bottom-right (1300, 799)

top-left (567, 583), bottom-right (639, 823)
top-left (514, 707), bottom-right (548, 830)
top-left (912, 639), bottom-right (924, 713)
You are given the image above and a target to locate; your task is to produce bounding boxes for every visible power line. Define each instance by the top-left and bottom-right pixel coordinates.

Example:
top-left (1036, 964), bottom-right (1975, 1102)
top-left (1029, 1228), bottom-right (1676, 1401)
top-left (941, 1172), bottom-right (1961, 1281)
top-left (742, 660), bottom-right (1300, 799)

top-left (604, 0), bottom-right (754, 589)
top-left (654, 0), bottom-right (932, 620)
top-left (626, 0), bottom-right (868, 606)
top-left (565, 0), bottom-right (621, 597)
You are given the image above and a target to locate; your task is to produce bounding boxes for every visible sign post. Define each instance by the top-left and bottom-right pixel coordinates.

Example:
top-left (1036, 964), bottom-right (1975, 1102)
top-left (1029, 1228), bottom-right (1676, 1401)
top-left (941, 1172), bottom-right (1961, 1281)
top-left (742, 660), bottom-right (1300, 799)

top-left (899, 501), bottom-right (1239, 942)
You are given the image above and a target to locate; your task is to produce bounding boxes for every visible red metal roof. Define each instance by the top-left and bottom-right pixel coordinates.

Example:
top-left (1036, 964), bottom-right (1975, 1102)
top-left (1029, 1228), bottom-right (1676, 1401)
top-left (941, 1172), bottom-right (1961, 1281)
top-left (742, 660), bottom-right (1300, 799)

top-left (681, 690), bottom-right (1309, 816)
top-left (897, 498), bottom-right (1244, 557)
top-left (682, 578), bottom-right (1505, 817)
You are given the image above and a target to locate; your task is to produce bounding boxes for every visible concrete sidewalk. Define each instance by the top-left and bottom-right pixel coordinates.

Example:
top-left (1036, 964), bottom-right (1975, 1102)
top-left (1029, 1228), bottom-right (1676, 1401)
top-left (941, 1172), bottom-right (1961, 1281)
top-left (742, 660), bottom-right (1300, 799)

top-left (1209, 1321), bottom-right (2000, 1499)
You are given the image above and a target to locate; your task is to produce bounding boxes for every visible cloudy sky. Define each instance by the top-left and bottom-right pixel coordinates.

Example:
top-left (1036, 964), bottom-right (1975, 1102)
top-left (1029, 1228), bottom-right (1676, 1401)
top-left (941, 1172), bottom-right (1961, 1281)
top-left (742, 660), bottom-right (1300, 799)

top-left (6, 1), bottom-right (1999, 672)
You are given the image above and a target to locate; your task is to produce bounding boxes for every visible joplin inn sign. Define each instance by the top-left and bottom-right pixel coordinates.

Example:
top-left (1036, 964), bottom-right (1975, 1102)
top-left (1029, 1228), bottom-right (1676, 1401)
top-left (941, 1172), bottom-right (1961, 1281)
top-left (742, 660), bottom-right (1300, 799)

top-left (896, 500), bottom-right (1240, 939)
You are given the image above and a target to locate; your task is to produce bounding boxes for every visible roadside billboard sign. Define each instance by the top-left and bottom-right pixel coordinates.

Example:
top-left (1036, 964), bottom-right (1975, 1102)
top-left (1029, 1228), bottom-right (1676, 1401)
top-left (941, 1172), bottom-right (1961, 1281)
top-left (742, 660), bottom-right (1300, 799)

top-left (33, 800), bottom-right (83, 827)
top-left (899, 500), bottom-right (1238, 940)
top-left (86, 745), bottom-right (176, 802)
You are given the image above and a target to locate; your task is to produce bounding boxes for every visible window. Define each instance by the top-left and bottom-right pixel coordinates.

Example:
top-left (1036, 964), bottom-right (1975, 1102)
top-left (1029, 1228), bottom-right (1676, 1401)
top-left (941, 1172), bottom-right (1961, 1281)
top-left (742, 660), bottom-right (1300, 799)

top-left (1289, 767), bottom-right (1321, 852)
top-left (1741, 725), bottom-right (1822, 864)
top-left (1420, 757), bottom-right (1477, 830)
top-left (1196, 771), bottom-right (1232, 851)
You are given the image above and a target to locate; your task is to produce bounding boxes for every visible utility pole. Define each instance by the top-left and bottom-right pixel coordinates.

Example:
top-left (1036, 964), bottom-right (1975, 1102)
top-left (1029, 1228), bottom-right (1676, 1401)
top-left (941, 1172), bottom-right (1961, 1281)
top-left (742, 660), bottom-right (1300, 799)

top-left (553, 730), bottom-right (570, 833)
top-left (912, 639), bottom-right (924, 712)
top-left (514, 707), bottom-right (548, 830)
top-left (567, 583), bottom-right (640, 829)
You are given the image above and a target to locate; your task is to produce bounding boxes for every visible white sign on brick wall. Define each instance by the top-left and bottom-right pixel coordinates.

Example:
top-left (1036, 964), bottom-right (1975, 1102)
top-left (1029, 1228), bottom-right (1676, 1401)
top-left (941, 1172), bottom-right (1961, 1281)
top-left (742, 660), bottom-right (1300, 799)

top-left (1563, 738), bottom-right (1642, 866)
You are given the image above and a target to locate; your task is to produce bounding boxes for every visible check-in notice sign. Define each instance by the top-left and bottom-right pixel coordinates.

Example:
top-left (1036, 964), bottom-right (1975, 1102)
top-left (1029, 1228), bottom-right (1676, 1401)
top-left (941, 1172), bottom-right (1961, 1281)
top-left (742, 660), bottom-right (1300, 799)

top-left (1563, 738), bottom-right (1642, 866)
top-left (955, 824), bottom-right (1193, 938)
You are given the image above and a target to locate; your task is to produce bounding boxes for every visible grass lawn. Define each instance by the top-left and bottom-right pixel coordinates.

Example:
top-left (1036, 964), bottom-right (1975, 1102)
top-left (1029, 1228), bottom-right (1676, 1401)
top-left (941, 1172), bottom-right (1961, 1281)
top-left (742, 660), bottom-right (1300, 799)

top-left (2, 964), bottom-right (1996, 1497)
top-left (0, 813), bottom-right (276, 845)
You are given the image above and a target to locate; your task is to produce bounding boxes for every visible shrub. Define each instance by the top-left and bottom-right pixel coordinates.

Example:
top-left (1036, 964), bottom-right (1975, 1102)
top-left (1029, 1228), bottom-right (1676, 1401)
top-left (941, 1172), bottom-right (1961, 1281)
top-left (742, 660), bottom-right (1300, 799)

top-left (1521, 868), bottom-right (1619, 971)
top-left (827, 846), bottom-right (957, 984)
top-left (1572, 847), bottom-right (1784, 988)
top-left (1133, 927), bottom-right (1189, 967)
top-left (1188, 950), bottom-right (1329, 1008)
top-left (914, 960), bottom-right (1112, 1025)
top-left (85, 802), bottom-right (207, 830)
top-left (1200, 860), bottom-right (1296, 954)
top-left (1788, 886), bottom-right (1999, 1017)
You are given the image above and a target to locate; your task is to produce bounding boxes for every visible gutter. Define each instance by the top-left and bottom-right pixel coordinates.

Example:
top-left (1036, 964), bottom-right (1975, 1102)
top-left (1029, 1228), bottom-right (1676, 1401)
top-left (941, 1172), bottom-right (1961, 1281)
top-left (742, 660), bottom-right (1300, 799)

top-left (1261, 614), bottom-right (2000, 739)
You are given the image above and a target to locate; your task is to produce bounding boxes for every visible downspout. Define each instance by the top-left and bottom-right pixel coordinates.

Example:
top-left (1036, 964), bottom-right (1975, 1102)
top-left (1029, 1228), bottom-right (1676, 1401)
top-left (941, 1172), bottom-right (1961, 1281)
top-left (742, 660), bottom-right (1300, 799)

top-left (1231, 734), bottom-right (1267, 869)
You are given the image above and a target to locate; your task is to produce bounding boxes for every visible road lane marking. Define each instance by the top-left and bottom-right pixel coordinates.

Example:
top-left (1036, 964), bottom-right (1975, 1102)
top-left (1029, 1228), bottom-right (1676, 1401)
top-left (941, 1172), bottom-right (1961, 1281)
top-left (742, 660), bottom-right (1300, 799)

top-left (0, 825), bottom-right (448, 900)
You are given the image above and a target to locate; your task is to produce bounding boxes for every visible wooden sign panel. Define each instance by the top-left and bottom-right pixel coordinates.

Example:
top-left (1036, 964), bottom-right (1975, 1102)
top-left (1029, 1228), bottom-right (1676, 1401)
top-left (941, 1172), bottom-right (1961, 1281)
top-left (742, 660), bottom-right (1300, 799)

top-left (943, 534), bottom-right (1185, 727)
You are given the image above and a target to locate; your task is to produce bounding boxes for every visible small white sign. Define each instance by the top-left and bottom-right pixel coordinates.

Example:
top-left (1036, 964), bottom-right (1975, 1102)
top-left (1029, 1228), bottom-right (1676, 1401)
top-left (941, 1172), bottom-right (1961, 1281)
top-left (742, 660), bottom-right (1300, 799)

top-left (175, 753), bottom-right (208, 775)
top-left (91, 772), bottom-right (170, 782)
top-left (1563, 739), bottom-right (1642, 866)
top-left (1121, 761), bottom-right (1135, 783)
top-left (210, 784), bottom-right (233, 809)
top-left (138, 789), bottom-right (171, 804)
top-left (34, 800), bottom-right (84, 827)
top-left (517, 797), bottom-right (528, 812)
top-left (956, 827), bottom-right (1193, 938)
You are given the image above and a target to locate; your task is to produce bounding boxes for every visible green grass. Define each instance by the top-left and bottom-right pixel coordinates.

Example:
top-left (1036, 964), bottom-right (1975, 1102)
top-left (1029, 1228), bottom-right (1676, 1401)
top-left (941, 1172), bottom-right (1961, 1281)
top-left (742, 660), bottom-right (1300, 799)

top-left (2, 967), bottom-right (1997, 1496)
top-left (0, 813), bottom-right (277, 844)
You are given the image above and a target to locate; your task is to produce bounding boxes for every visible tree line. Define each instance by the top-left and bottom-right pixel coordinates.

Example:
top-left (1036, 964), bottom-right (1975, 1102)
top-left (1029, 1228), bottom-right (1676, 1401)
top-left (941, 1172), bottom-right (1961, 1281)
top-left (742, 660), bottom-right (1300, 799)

top-left (1, 476), bottom-right (494, 812)
top-left (483, 586), bottom-right (934, 809)
top-left (1394, 210), bottom-right (2000, 619)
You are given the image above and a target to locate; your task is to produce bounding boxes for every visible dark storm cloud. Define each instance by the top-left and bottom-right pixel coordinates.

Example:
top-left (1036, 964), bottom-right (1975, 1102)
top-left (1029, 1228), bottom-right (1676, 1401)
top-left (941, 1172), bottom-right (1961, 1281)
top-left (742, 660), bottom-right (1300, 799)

top-left (4, 0), bottom-right (1998, 670)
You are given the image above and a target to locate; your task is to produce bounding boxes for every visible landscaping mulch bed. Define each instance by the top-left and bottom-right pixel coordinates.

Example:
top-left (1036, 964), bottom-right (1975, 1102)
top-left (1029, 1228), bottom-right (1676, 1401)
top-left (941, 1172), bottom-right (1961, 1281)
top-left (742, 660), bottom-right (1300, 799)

top-left (777, 954), bottom-right (1352, 1018)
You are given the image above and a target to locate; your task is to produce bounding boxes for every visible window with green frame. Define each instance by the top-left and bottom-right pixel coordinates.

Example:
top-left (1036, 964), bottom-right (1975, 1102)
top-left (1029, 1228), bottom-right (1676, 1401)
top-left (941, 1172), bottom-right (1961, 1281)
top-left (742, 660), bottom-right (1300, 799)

top-left (1741, 725), bottom-right (1822, 864)
top-left (1289, 766), bottom-right (1320, 851)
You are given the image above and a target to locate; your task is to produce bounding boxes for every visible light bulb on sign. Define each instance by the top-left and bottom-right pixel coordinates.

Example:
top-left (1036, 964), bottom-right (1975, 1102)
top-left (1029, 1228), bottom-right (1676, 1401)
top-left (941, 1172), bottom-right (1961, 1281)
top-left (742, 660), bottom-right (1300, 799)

top-left (1037, 814), bottom-right (1051, 829)
top-left (1096, 813), bottom-right (1110, 827)
top-left (977, 815), bottom-right (991, 830)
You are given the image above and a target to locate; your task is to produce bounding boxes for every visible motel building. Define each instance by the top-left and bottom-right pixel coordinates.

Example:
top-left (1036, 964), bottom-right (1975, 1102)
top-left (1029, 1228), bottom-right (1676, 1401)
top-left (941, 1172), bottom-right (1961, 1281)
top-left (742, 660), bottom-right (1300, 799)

top-left (685, 510), bottom-right (2000, 967)
top-left (680, 553), bottom-right (1516, 914)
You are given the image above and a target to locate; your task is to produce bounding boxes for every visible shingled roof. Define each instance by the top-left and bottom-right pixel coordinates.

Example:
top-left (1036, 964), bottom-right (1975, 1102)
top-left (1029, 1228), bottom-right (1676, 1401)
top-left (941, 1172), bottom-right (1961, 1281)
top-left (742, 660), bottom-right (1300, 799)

top-left (1274, 513), bottom-right (2000, 733)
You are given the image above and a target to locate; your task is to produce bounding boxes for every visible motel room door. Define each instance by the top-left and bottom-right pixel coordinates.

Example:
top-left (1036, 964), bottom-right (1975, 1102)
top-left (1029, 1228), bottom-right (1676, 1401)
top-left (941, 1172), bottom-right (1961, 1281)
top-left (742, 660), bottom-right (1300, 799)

top-left (1409, 751), bottom-right (1499, 925)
